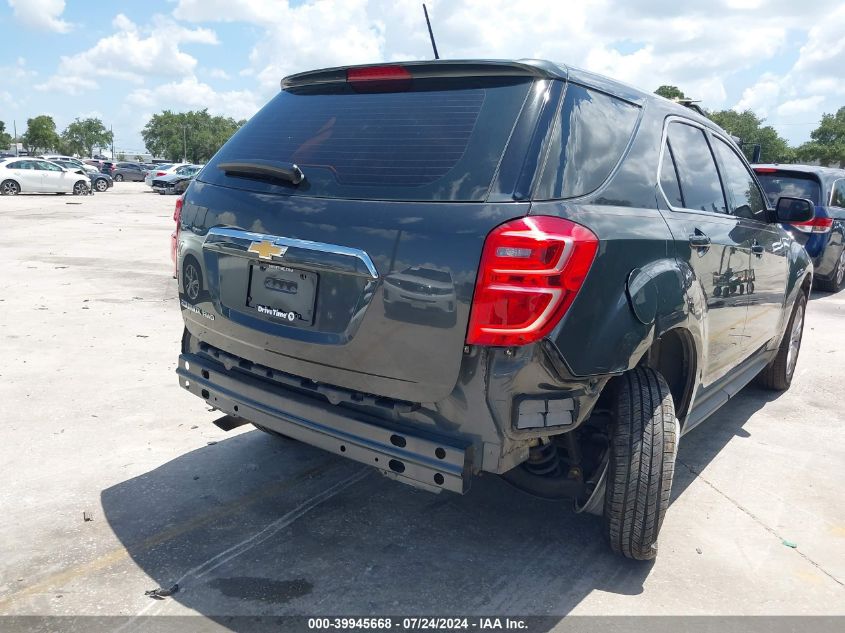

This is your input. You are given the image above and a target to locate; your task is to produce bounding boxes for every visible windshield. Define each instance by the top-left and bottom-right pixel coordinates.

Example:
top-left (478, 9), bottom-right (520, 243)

top-left (756, 172), bottom-right (822, 206)
top-left (200, 76), bottom-right (532, 201)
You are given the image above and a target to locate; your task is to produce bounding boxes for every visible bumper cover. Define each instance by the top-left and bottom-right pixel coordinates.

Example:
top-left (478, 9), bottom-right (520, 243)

top-left (177, 353), bottom-right (472, 494)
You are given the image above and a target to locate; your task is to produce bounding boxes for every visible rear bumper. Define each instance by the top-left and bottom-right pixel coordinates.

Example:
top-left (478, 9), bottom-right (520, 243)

top-left (176, 352), bottom-right (473, 494)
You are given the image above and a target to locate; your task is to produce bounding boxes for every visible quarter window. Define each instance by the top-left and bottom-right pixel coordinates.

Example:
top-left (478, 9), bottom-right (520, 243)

top-left (712, 138), bottom-right (767, 221)
top-left (535, 85), bottom-right (640, 200)
top-left (665, 122), bottom-right (727, 214)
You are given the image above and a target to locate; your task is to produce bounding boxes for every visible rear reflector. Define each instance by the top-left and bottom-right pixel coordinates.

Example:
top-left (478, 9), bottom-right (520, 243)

top-left (466, 216), bottom-right (598, 347)
top-left (789, 216), bottom-right (833, 233)
top-left (346, 65), bottom-right (411, 82)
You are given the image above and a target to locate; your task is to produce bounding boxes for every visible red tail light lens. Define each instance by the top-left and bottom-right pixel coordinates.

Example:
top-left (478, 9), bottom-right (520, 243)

top-left (346, 65), bottom-right (411, 93)
top-left (466, 216), bottom-right (598, 346)
top-left (347, 65), bottom-right (411, 82)
top-left (790, 216), bottom-right (832, 233)
top-left (156, 171), bottom-right (166, 177)
top-left (173, 196), bottom-right (183, 224)
top-left (753, 167), bottom-right (777, 174)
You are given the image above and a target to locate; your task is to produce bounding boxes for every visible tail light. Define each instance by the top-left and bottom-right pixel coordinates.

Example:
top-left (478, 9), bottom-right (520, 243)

top-left (466, 216), bottom-right (598, 347)
top-left (173, 196), bottom-right (183, 225)
top-left (346, 65), bottom-right (411, 93)
top-left (156, 171), bottom-right (167, 177)
top-left (790, 216), bottom-right (833, 233)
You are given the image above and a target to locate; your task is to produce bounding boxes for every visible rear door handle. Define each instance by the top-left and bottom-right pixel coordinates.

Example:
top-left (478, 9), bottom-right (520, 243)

top-left (751, 242), bottom-right (765, 257)
top-left (688, 233), bottom-right (711, 248)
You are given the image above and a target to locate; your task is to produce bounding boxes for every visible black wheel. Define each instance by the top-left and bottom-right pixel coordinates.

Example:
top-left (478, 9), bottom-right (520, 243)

top-left (816, 248), bottom-right (845, 293)
top-left (1, 179), bottom-right (20, 195)
top-left (95, 178), bottom-right (109, 192)
top-left (182, 257), bottom-right (202, 301)
top-left (756, 291), bottom-right (807, 390)
top-left (114, 174), bottom-right (124, 182)
top-left (747, 281), bottom-right (755, 294)
top-left (72, 180), bottom-right (89, 195)
top-left (603, 367), bottom-right (677, 560)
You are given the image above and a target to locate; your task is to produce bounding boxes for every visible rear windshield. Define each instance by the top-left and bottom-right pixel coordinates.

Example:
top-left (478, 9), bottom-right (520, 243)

top-left (756, 172), bottom-right (821, 206)
top-left (199, 76), bottom-right (532, 201)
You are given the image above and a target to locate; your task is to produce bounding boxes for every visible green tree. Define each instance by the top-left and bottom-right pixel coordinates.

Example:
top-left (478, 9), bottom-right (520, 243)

top-left (61, 118), bottom-right (113, 158)
top-left (707, 109), bottom-right (795, 163)
top-left (142, 109), bottom-right (244, 163)
top-left (796, 106), bottom-right (845, 167)
top-left (21, 115), bottom-right (60, 155)
top-left (655, 85), bottom-right (686, 100)
top-left (0, 121), bottom-right (12, 150)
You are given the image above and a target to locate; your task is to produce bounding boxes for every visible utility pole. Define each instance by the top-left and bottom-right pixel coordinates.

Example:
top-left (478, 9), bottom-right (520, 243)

top-left (13, 120), bottom-right (18, 156)
top-left (110, 125), bottom-right (115, 160)
top-left (182, 124), bottom-right (187, 163)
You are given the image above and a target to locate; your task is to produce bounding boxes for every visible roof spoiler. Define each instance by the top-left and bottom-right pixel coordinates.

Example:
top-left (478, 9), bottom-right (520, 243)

top-left (281, 59), bottom-right (568, 90)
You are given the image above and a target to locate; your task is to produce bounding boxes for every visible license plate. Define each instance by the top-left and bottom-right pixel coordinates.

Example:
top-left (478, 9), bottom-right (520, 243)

top-left (246, 263), bottom-right (318, 325)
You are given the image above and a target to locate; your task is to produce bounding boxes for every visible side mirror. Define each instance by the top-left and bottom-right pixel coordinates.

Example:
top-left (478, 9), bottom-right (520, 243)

top-left (775, 197), bottom-right (815, 223)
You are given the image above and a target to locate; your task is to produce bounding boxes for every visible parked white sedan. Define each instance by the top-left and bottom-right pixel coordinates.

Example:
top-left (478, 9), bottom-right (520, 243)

top-left (0, 158), bottom-right (90, 195)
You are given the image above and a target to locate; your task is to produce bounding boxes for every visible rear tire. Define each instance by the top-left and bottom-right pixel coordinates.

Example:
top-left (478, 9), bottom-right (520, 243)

top-left (1, 179), bottom-right (20, 195)
top-left (603, 367), bottom-right (677, 561)
top-left (756, 291), bottom-right (807, 391)
top-left (95, 178), bottom-right (109, 192)
top-left (114, 174), bottom-right (124, 182)
top-left (816, 248), bottom-right (845, 293)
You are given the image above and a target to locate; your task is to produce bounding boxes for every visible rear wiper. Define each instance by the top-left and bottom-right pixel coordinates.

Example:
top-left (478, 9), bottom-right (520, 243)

top-left (217, 159), bottom-right (305, 185)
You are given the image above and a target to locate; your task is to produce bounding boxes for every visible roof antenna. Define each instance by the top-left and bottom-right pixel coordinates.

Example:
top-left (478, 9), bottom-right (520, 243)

top-left (422, 4), bottom-right (440, 59)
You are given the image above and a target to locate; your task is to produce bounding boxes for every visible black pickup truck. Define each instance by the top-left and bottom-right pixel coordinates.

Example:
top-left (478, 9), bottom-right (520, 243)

top-left (175, 60), bottom-right (814, 559)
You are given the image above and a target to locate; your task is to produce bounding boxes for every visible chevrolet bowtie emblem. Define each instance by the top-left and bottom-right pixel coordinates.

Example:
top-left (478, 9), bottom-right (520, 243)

top-left (248, 240), bottom-right (287, 260)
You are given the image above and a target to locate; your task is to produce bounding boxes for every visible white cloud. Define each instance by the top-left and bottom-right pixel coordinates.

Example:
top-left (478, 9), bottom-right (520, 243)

top-left (126, 75), bottom-right (260, 121)
top-left (35, 14), bottom-right (219, 94)
top-left (777, 96), bottom-right (825, 117)
top-left (170, 0), bottom-right (839, 107)
top-left (208, 68), bottom-right (231, 80)
top-left (7, 0), bottom-right (71, 33)
top-left (730, 3), bottom-right (845, 137)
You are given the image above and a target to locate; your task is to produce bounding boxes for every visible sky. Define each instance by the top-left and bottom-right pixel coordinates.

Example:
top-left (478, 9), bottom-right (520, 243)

top-left (1, 0), bottom-right (844, 156)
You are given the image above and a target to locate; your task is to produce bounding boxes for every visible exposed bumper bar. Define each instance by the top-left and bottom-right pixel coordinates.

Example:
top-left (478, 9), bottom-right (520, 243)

top-left (176, 353), bottom-right (472, 494)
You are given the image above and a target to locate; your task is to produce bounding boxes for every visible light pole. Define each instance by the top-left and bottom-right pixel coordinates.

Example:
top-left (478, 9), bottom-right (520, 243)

top-left (182, 124), bottom-right (187, 163)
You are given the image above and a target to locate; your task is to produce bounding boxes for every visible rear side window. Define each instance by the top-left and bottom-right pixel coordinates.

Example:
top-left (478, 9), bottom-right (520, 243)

top-left (665, 122), bottom-right (727, 214)
top-left (659, 141), bottom-right (684, 208)
top-left (201, 76), bottom-right (532, 201)
top-left (534, 84), bottom-right (640, 200)
top-left (712, 138), bottom-right (767, 221)
top-left (756, 172), bottom-right (821, 206)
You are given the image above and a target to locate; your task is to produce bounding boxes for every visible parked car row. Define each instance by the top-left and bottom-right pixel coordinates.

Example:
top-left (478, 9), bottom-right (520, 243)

top-left (0, 154), bottom-right (203, 195)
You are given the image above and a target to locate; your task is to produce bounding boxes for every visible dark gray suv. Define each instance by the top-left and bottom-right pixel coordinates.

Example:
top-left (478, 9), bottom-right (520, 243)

top-left (175, 60), bottom-right (813, 559)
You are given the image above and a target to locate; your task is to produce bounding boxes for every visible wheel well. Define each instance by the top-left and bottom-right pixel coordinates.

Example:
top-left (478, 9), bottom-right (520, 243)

top-left (640, 328), bottom-right (696, 423)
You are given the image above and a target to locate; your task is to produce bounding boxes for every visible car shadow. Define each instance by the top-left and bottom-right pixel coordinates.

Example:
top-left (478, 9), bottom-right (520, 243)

top-left (100, 383), bottom-right (784, 625)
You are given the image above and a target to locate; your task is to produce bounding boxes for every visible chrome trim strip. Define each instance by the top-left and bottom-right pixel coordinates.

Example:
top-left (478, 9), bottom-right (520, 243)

top-left (203, 227), bottom-right (379, 279)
